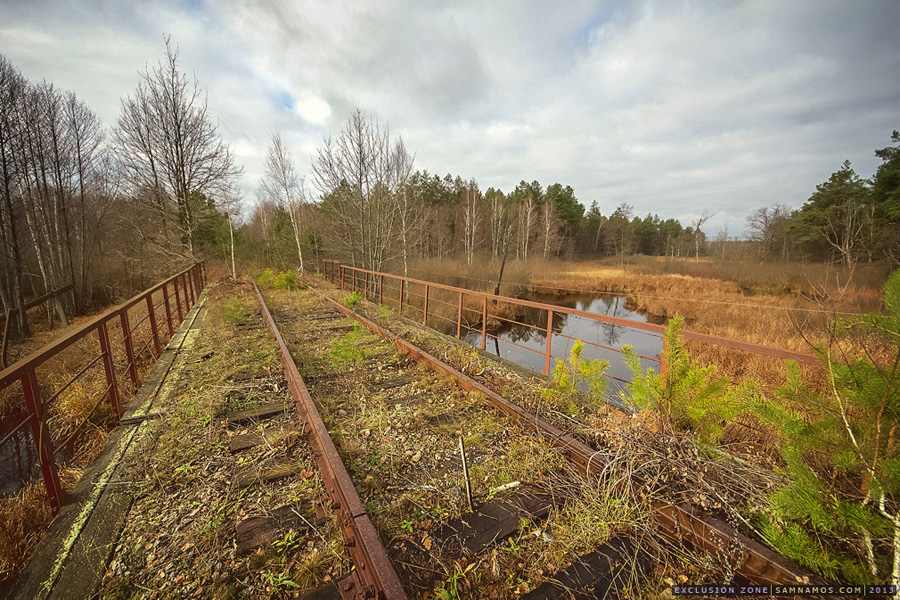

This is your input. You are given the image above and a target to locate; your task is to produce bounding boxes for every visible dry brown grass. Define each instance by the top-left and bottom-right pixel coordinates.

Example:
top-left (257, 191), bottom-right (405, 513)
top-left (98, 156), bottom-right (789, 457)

top-left (527, 258), bottom-right (884, 359)
top-left (386, 256), bottom-right (887, 390)
top-left (406, 256), bottom-right (532, 297)
top-left (0, 481), bottom-right (52, 591)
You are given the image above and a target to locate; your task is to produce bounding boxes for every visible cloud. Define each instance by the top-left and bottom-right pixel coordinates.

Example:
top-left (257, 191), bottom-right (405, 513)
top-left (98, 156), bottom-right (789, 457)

top-left (1, 0), bottom-right (898, 236)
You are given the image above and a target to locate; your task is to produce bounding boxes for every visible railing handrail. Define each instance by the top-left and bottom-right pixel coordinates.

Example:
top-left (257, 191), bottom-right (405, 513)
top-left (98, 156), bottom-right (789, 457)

top-left (322, 260), bottom-right (819, 367)
top-left (0, 263), bottom-right (201, 390)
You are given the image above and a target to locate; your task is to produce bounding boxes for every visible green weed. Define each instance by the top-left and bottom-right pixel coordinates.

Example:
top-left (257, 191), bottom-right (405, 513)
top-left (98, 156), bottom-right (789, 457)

top-left (433, 561), bottom-right (477, 600)
top-left (343, 291), bottom-right (363, 309)
top-left (273, 529), bottom-right (306, 560)
top-left (328, 322), bottom-right (369, 365)
top-left (223, 297), bottom-right (246, 325)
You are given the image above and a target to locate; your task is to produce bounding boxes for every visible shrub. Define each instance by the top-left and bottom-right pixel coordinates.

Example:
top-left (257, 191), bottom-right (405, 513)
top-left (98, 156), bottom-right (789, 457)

top-left (273, 270), bottom-right (299, 290)
top-left (543, 340), bottom-right (608, 415)
top-left (256, 268), bottom-right (300, 290)
top-left (343, 291), bottom-right (362, 310)
top-left (256, 268), bottom-right (277, 289)
top-left (329, 322), bottom-right (368, 365)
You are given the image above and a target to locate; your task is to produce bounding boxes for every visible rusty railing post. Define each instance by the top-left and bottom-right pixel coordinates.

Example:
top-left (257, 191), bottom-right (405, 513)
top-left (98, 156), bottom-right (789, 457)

top-left (146, 293), bottom-right (161, 357)
top-left (456, 291), bottom-right (463, 339)
top-left (22, 369), bottom-right (65, 513)
top-left (543, 309), bottom-right (554, 376)
top-left (659, 335), bottom-right (668, 390)
top-left (364, 271), bottom-right (369, 301)
top-left (186, 272), bottom-right (195, 307)
top-left (423, 284), bottom-right (429, 326)
top-left (120, 308), bottom-right (139, 389)
top-left (340, 266), bottom-right (345, 290)
top-left (162, 283), bottom-right (174, 337)
top-left (98, 321), bottom-right (122, 420)
top-left (481, 297), bottom-right (487, 351)
top-left (173, 276), bottom-right (184, 323)
top-left (399, 279), bottom-right (404, 313)
top-left (178, 274), bottom-right (186, 310)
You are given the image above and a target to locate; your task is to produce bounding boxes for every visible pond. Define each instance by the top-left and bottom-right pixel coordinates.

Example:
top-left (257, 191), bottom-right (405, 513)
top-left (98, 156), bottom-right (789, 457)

top-left (462, 293), bottom-right (665, 395)
top-left (0, 410), bottom-right (40, 496)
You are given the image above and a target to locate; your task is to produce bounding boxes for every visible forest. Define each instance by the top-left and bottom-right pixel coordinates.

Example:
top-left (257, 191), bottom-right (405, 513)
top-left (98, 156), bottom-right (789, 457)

top-left (2, 44), bottom-right (899, 342)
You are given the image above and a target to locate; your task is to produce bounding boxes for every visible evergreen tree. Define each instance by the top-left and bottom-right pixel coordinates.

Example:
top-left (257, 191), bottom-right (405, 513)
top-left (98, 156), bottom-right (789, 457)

top-left (754, 269), bottom-right (900, 586)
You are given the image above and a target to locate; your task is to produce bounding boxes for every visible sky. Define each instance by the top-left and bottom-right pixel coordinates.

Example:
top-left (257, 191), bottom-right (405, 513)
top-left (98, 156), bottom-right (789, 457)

top-left (1, 0), bottom-right (898, 237)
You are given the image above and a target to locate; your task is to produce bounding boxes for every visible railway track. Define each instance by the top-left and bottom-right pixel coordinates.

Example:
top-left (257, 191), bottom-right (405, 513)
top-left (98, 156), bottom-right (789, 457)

top-left (250, 281), bottom-right (823, 599)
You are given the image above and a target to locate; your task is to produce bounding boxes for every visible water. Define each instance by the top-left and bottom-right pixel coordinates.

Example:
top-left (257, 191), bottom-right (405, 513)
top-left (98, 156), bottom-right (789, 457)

top-left (0, 410), bottom-right (39, 495)
top-left (463, 293), bottom-right (665, 394)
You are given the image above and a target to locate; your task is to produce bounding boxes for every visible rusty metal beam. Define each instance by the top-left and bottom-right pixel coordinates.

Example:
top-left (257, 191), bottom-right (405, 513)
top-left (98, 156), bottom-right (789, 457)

top-left (316, 288), bottom-right (820, 588)
top-left (252, 282), bottom-right (408, 600)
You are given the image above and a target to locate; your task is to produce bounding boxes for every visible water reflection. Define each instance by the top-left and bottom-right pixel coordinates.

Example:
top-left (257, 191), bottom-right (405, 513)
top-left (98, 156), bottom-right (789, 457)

top-left (0, 409), bottom-right (39, 495)
top-left (463, 293), bottom-right (664, 394)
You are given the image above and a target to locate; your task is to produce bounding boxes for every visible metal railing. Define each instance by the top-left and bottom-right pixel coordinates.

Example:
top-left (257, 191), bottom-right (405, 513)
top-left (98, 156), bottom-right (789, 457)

top-left (322, 260), bottom-right (818, 382)
top-left (0, 263), bottom-right (205, 513)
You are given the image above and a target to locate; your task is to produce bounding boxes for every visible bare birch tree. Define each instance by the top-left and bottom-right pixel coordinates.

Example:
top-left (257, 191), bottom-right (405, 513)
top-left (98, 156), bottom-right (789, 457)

top-left (64, 91), bottom-right (104, 309)
top-left (517, 193), bottom-right (536, 260)
top-left (461, 179), bottom-right (481, 265)
top-left (0, 55), bottom-right (29, 337)
top-left (391, 138), bottom-right (417, 276)
top-left (313, 108), bottom-right (410, 272)
top-left (221, 186), bottom-right (240, 278)
top-left (541, 200), bottom-right (560, 259)
top-left (261, 132), bottom-right (305, 273)
top-left (692, 210), bottom-right (712, 260)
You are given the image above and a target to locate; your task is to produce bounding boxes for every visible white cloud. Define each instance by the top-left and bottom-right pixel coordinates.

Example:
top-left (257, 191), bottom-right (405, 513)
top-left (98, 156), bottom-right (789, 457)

top-left (1, 0), bottom-right (898, 234)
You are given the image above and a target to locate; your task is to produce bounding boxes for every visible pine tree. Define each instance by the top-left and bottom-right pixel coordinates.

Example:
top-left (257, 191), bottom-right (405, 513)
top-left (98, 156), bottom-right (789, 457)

top-left (621, 315), bottom-right (748, 445)
top-left (754, 270), bottom-right (900, 588)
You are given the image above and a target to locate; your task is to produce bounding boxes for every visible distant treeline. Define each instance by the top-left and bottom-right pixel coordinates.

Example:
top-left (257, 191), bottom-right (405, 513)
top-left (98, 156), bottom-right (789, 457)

top-left (244, 124), bottom-right (900, 273)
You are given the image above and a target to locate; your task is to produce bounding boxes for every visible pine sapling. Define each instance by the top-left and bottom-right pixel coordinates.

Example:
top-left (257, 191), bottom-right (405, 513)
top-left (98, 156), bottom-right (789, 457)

top-left (620, 315), bottom-right (748, 445)
top-left (754, 269), bottom-right (900, 590)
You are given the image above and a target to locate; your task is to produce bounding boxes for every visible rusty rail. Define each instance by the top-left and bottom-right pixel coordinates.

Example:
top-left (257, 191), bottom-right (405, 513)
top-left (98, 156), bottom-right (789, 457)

top-left (0, 263), bottom-right (205, 513)
top-left (314, 286), bottom-right (820, 587)
top-left (322, 260), bottom-right (819, 379)
top-left (252, 282), bottom-right (407, 600)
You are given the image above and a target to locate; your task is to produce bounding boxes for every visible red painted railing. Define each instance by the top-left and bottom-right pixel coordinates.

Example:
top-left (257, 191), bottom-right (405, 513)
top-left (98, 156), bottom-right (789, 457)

top-left (322, 260), bottom-right (818, 382)
top-left (0, 263), bottom-right (205, 513)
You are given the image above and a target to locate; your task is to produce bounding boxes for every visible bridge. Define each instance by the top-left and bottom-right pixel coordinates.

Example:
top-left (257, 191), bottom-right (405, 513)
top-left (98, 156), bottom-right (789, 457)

top-left (1, 264), bottom-right (823, 599)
